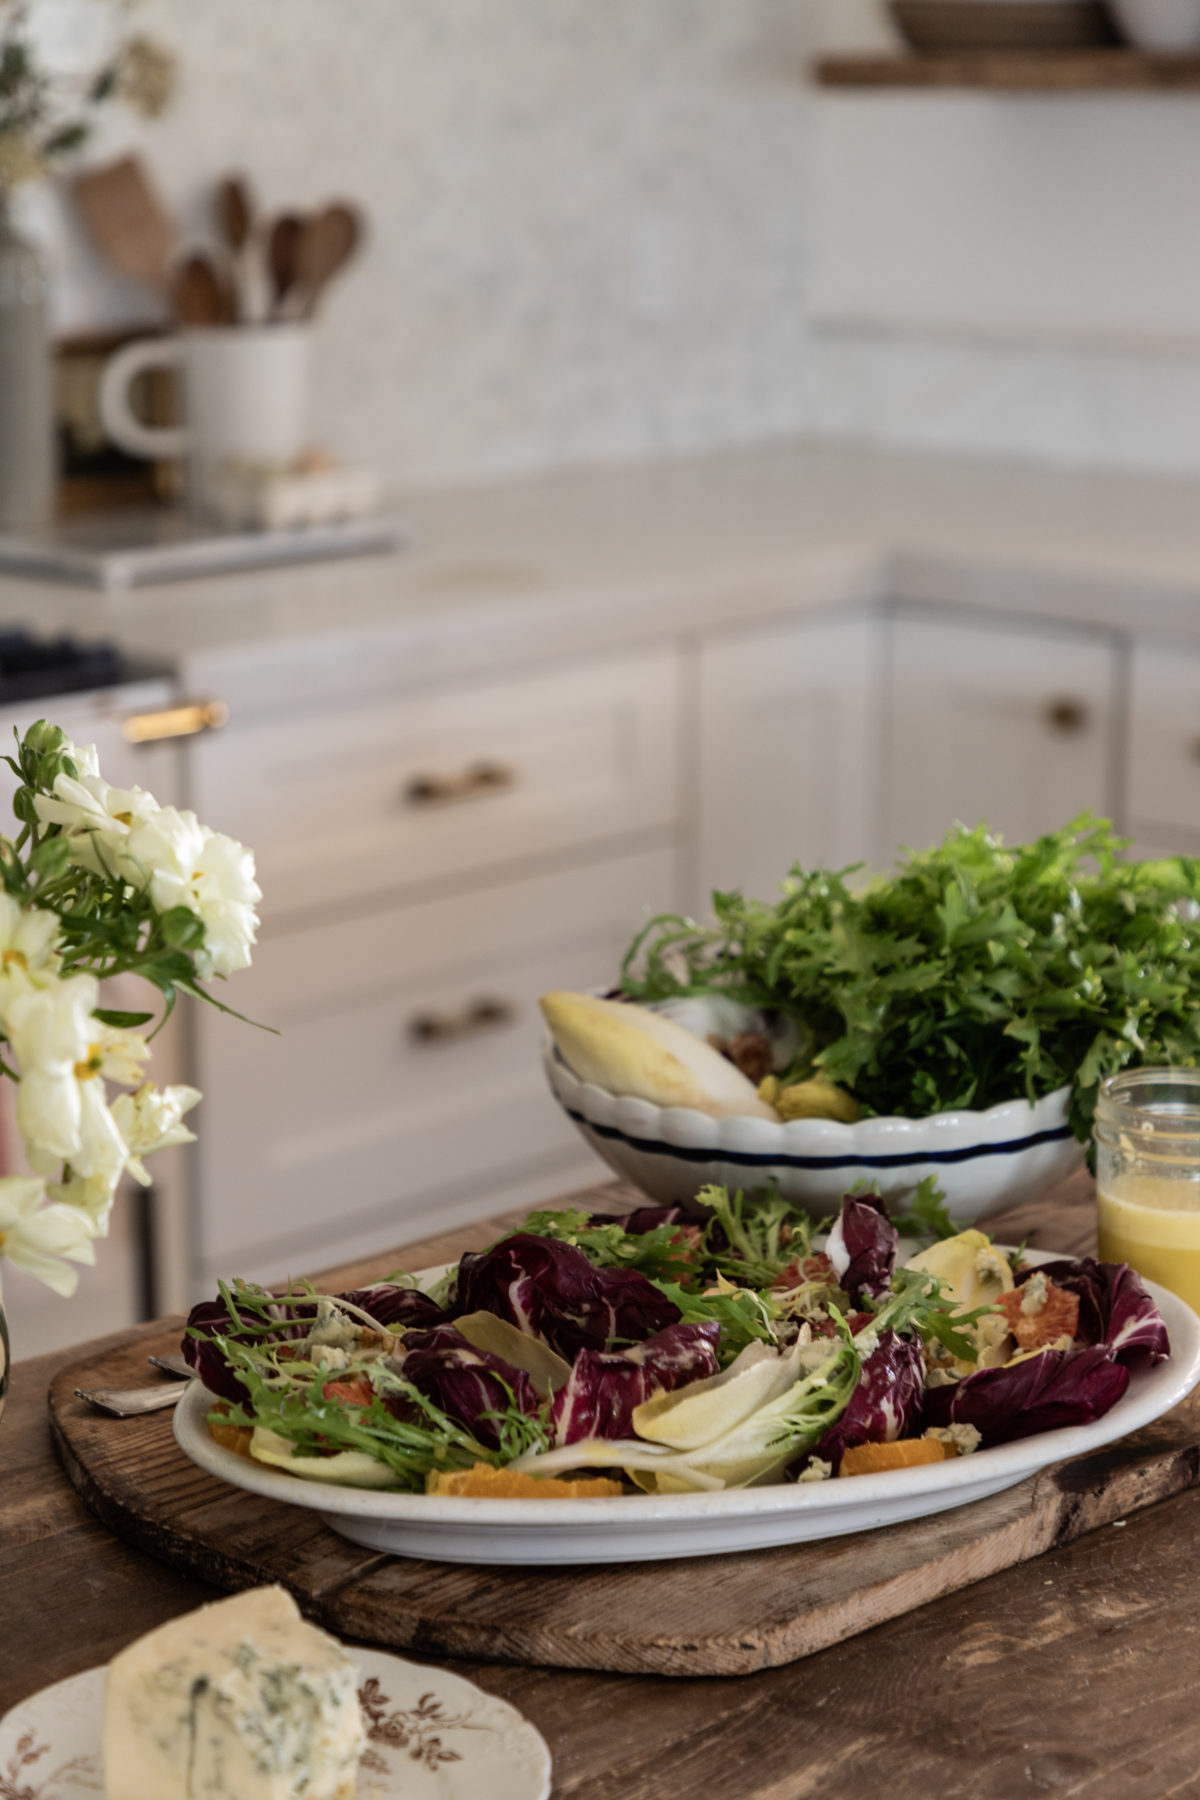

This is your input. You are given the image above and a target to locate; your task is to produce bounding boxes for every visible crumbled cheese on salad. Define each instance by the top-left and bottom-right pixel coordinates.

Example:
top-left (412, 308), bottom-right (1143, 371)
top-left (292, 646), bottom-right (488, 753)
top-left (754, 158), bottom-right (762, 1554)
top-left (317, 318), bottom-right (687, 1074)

top-left (1020, 1271), bottom-right (1050, 1316)
top-left (926, 1424), bottom-right (982, 1456)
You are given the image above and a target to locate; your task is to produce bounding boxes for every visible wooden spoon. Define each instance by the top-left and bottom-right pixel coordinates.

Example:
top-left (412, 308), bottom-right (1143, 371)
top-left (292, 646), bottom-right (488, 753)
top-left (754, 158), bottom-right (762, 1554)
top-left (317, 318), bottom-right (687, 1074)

top-left (298, 202), bottom-right (363, 318)
top-left (267, 212), bottom-right (306, 320)
top-left (170, 252), bottom-right (235, 328)
top-left (215, 173), bottom-right (255, 323)
top-left (215, 173), bottom-right (253, 254)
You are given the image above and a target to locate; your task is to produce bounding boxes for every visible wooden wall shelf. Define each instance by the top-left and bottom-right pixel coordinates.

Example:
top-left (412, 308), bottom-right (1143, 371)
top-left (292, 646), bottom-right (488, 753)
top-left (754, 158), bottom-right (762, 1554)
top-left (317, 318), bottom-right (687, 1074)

top-left (816, 49), bottom-right (1200, 89)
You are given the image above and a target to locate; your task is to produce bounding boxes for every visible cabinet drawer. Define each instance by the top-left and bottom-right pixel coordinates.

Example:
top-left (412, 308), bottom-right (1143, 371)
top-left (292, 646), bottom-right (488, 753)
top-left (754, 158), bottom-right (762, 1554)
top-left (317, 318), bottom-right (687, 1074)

top-left (1128, 641), bottom-right (1200, 842)
top-left (190, 650), bottom-right (680, 920)
top-left (886, 615), bottom-right (1116, 858)
top-left (194, 845), bottom-right (678, 1269)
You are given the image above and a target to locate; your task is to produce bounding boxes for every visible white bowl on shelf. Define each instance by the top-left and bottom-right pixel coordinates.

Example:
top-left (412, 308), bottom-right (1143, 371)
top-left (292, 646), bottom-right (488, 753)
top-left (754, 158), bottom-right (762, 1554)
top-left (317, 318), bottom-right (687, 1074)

top-left (542, 1041), bottom-right (1084, 1220)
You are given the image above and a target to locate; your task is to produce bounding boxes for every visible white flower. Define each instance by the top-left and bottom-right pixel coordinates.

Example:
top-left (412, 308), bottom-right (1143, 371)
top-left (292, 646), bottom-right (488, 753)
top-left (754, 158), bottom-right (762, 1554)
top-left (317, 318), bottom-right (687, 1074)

top-left (88, 1024), bottom-right (151, 1088)
top-left (34, 755), bottom-right (161, 883)
top-left (0, 1177), bottom-right (96, 1297)
top-left (48, 1081), bottom-right (200, 1231)
top-left (45, 1168), bottom-right (121, 1238)
top-left (1, 974), bottom-right (129, 1185)
top-left (125, 807), bottom-right (261, 977)
top-left (0, 893), bottom-right (61, 988)
top-left (111, 1081), bottom-right (201, 1185)
top-left (67, 740), bottom-right (100, 779)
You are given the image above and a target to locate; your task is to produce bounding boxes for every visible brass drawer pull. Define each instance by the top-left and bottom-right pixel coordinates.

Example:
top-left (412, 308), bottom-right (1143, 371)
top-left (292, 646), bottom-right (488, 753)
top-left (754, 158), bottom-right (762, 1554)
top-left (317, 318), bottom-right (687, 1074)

top-left (1044, 697), bottom-right (1089, 736)
top-left (122, 700), bottom-right (230, 744)
top-left (408, 997), bottom-right (516, 1045)
top-left (404, 761), bottom-right (515, 808)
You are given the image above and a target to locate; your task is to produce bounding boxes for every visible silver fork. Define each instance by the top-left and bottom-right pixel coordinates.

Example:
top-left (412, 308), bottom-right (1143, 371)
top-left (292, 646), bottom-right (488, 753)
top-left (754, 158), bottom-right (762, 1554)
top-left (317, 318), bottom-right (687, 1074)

top-left (74, 1355), bottom-right (193, 1418)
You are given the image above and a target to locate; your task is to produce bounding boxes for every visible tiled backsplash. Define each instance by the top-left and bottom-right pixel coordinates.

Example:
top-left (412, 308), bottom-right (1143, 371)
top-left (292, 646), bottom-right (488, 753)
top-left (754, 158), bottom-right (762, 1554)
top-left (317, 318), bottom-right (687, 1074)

top-left (27, 0), bottom-right (1200, 486)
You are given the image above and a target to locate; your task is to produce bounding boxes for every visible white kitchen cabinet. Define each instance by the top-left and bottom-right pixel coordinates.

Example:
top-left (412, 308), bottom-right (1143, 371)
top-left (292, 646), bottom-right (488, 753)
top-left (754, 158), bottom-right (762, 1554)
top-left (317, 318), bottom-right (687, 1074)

top-left (194, 844), bottom-right (677, 1284)
top-left (884, 613), bottom-right (1118, 860)
top-left (1127, 639), bottom-right (1200, 852)
top-left (189, 648), bottom-right (679, 922)
top-left (692, 610), bottom-right (884, 912)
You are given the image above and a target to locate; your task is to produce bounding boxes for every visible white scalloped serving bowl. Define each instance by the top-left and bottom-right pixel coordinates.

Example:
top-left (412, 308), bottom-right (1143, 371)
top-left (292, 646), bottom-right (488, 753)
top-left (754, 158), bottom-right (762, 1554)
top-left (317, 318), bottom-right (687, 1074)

top-left (543, 1042), bottom-right (1084, 1220)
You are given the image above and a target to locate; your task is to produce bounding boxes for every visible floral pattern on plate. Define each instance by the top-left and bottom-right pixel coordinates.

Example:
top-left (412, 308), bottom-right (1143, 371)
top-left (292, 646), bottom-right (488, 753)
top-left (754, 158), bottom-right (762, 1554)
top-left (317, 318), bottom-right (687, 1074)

top-left (0, 1646), bottom-right (551, 1800)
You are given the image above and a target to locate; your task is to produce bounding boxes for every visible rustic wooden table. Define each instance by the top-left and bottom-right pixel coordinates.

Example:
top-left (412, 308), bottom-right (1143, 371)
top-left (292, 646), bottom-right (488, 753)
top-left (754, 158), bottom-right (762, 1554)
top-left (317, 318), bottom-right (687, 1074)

top-left (5, 1174), bottom-right (1200, 1800)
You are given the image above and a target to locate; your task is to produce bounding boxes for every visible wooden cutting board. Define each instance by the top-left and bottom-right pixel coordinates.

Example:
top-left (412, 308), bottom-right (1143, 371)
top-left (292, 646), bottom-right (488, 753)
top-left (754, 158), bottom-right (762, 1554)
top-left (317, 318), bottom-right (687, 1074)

top-left (48, 1319), bottom-right (1200, 1679)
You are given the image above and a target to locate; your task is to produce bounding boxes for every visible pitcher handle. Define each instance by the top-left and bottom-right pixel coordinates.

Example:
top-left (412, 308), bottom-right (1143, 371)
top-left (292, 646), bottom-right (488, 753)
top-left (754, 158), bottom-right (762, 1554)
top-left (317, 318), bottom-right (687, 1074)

top-left (98, 338), bottom-right (188, 461)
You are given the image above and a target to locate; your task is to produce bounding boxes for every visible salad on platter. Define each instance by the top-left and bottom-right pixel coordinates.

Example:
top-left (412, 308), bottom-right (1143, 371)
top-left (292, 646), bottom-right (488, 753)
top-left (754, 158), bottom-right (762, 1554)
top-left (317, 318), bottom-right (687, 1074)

top-left (183, 1185), bottom-right (1172, 1500)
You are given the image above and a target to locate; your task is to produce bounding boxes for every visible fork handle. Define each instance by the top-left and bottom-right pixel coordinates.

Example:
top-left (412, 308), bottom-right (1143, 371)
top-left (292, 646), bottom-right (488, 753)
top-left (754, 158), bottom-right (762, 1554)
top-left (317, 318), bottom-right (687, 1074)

top-left (75, 1383), bottom-right (188, 1417)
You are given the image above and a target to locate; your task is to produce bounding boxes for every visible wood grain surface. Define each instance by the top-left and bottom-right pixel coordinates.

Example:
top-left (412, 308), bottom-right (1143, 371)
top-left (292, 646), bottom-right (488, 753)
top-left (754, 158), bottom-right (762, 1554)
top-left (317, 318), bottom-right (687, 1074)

top-left (12, 1174), bottom-right (1200, 1798)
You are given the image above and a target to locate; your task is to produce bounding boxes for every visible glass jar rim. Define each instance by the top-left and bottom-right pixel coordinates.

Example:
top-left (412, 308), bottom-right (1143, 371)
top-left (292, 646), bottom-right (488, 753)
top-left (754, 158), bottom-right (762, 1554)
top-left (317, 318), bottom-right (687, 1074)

top-left (1094, 1066), bottom-right (1200, 1141)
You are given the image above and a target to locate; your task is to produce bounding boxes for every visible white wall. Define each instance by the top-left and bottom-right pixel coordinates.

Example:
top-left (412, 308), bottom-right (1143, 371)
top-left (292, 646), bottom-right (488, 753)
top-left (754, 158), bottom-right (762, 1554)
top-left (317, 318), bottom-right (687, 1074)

top-left (34, 0), bottom-right (817, 486)
top-left (29, 0), bottom-right (1200, 486)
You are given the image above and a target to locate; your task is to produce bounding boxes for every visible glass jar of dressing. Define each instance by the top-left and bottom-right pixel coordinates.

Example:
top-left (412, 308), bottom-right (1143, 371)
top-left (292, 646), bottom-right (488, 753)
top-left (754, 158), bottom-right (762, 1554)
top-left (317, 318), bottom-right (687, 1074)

top-left (1095, 1067), bottom-right (1200, 1313)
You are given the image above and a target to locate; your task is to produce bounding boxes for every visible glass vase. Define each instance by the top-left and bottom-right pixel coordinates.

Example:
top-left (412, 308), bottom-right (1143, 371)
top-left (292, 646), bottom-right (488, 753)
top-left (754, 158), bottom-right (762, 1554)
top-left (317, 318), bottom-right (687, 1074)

top-left (0, 191), bottom-right (54, 533)
top-left (0, 1284), bottom-right (8, 1425)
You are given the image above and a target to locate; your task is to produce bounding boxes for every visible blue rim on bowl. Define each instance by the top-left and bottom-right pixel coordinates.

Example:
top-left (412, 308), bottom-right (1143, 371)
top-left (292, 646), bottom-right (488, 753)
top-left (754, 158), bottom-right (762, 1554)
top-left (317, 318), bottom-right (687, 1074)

top-left (543, 1041), bottom-right (1083, 1220)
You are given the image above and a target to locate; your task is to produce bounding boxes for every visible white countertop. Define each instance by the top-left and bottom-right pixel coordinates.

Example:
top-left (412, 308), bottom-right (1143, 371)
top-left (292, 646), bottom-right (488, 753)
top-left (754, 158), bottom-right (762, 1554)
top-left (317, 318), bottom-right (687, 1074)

top-left (5, 438), bottom-right (1200, 712)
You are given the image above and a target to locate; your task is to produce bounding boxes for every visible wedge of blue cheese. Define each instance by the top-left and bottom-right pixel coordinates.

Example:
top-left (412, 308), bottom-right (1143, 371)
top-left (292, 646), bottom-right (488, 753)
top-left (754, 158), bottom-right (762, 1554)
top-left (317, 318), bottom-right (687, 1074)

top-left (102, 1585), bottom-right (363, 1800)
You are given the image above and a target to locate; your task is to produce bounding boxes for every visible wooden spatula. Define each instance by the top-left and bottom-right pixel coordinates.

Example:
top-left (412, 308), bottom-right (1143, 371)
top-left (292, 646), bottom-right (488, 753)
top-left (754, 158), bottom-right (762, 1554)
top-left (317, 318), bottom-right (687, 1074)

top-left (71, 154), bottom-right (175, 296)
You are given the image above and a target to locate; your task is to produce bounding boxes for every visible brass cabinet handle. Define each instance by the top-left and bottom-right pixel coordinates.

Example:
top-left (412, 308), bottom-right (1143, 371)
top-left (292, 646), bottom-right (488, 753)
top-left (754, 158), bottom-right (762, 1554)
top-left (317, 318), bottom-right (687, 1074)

top-left (408, 997), bottom-right (516, 1045)
top-left (1044, 697), bottom-right (1089, 736)
top-left (404, 761), bottom-right (515, 808)
top-left (122, 700), bottom-right (230, 744)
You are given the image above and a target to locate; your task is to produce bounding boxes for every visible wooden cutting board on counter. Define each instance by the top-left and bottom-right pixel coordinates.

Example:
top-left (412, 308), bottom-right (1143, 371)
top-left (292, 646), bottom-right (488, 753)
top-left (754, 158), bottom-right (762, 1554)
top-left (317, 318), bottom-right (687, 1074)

top-left (48, 1320), bottom-right (1200, 1680)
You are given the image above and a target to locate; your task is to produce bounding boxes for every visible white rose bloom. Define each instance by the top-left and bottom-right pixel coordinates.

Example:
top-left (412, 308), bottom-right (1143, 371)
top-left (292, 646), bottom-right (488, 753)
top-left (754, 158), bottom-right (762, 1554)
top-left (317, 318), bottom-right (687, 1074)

top-left (123, 804), bottom-right (207, 908)
top-left (188, 830), bottom-right (261, 977)
top-left (111, 1081), bottom-right (201, 1184)
top-left (125, 807), bottom-right (261, 977)
top-left (0, 1176), bottom-right (96, 1297)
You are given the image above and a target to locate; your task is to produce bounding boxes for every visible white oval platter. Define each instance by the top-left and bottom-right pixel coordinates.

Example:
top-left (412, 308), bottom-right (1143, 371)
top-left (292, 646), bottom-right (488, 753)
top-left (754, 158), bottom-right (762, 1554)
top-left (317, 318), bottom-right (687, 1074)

top-left (0, 1645), bottom-right (552, 1800)
top-left (173, 1259), bottom-right (1200, 1567)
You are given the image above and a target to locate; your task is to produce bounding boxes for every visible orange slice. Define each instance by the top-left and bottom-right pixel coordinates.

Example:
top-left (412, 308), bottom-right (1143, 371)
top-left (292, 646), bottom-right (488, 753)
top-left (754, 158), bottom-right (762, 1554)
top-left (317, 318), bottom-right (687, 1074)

top-left (839, 1437), bottom-right (957, 1477)
top-left (207, 1417), bottom-right (254, 1459)
top-left (427, 1463), bottom-right (623, 1499)
top-left (996, 1280), bottom-right (1080, 1352)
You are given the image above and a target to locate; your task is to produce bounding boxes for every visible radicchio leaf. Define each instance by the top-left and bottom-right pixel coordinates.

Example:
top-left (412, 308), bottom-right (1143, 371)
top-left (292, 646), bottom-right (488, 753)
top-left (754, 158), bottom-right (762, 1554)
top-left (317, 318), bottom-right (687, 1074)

top-left (338, 1284), bottom-right (449, 1334)
top-left (399, 1323), bottom-right (541, 1449)
top-left (587, 1203), bottom-right (689, 1235)
top-left (449, 1232), bottom-right (681, 1360)
top-left (825, 1194), bottom-right (898, 1305)
top-left (923, 1344), bottom-right (1131, 1447)
top-left (1019, 1258), bottom-right (1170, 1370)
top-left (183, 1282), bottom-right (447, 1403)
top-left (816, 1329), bottom-right (925, 1471)
top-left (182, 1293), bottom-right (315, 1403)
top-left (551, 1320), bottom-right (721, 1445)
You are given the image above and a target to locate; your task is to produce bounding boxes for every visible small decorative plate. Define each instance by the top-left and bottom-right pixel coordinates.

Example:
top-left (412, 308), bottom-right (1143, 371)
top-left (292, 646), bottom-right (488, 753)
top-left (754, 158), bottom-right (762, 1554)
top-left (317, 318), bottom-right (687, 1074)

top-left (0, 1646), bottom-right (551, 1800)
